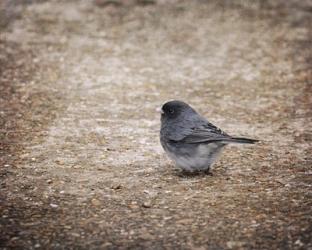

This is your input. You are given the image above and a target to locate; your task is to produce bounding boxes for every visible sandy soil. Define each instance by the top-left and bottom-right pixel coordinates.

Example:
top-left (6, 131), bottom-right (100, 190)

top-left (1, 0), bottom-right (311, 249)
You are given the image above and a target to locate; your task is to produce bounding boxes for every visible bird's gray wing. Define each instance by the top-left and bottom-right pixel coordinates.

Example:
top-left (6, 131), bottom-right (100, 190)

top-left (179, 122), bottom-right (230, 144)
top-left (165, 120), bottom-right (230, 143)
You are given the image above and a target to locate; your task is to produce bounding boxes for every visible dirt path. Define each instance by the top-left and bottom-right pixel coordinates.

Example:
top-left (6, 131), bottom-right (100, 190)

top-left (1, 1), bottom-right (311, 249)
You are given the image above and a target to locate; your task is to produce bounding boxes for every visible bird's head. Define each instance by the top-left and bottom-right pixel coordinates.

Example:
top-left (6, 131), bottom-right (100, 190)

top-left (160, 100), bottom-right (196, 122)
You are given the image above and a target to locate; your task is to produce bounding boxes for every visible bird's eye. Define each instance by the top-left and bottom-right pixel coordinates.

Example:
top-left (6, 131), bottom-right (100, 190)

top-left (169, 108), bottom-right (174, 114)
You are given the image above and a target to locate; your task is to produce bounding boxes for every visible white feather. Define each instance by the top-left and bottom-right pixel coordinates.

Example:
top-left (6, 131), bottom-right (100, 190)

top-left (166, 143), bottom-right (225, 172)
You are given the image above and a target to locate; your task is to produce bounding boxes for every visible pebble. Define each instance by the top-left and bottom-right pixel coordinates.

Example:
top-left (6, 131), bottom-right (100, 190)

top-left (91, 198), bottom-right (101, 206)
top-left (111, 184), bottom-right (122, 190)
top-left (50, 203), bottom-right (58, 208)
top-left (101, 242), bottom-right (112, 247)
top-left (226, 241), bottom-right (244, 249)
top-left (294, 239), bottom-right (304, 247)
top-left (142, 201), bottom-right (152, 208)
top-left (129, 202), bottom-right (139, 209)
top-left (71, 232), bottom-right (80, 237)
top-left (55, 160), bottom-right (64, 165)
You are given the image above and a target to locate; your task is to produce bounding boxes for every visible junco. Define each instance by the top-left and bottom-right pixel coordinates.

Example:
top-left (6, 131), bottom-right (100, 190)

top-left (160, 100), bottom-right (258, 173)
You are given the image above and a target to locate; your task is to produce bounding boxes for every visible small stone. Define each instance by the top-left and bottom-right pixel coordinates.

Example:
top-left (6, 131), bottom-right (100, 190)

top-left (101, 242), bottom-right (113, 247)
top-left (129, 201), bottom-right (139, 209)
top-left (140, 231), bottom-right (154, 240)
top-left (295, 239), bottom-right (304, 247)
top-left (55, 160), bottom-right (64, 165)
top-left (226, 241), bottom-right (244, 249)
top-left (91, 198), bottom-right (101, 206)
top-left (142, 201), bottom-right (152, 208)
top-left (50, 203), bottom-right (58, 208)
top-left (111, 184), bottom-right (122, 190)
top-left (177, 218), bottom-right (193, 225)
top-left (46, 179), bottom-right (53, 184)
top-left (33, 58), bottom-right (40, 63)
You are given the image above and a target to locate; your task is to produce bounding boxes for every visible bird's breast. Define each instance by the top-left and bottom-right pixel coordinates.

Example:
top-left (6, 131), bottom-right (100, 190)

top-left (163, 141), bottom-right (225, 171)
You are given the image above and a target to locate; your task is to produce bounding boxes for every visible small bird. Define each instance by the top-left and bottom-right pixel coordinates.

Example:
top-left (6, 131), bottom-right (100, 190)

top-left (160, 100), bottom-right (258, 173)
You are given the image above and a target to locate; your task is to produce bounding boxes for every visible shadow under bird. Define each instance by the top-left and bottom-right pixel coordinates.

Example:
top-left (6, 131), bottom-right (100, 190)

top-left (160, 100), bottom-right (259, 173)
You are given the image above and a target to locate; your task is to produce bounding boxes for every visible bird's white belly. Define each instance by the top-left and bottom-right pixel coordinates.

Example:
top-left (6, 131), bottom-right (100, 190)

top-left (166, 143), bottom-right (224, 172)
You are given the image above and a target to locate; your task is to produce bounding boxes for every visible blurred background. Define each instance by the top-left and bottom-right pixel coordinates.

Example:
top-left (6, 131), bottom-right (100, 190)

top-left (1, 0), bottom-right (311, 249)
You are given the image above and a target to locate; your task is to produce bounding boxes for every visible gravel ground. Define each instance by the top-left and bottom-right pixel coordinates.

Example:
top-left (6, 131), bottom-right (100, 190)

top-left (0, 0), bottom-right (311, 249)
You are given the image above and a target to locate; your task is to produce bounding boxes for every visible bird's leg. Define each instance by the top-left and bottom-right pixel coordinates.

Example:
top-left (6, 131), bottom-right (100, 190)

top-left (181, 170), bottom-right (195, 176)
top-left (178, 170), bottom-right (199, 177)
top-left (204, 169), bottom-right (213, 176)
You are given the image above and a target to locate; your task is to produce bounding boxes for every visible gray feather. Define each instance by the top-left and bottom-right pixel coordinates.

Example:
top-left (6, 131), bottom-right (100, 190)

top-left (160, 100), bottom-right (258, 172)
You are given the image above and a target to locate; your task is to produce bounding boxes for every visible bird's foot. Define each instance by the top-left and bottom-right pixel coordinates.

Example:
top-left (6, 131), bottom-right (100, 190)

top-left (181, 170), bottom-right (197, 176)
top-left (204, 169), bottom-right (213, 176)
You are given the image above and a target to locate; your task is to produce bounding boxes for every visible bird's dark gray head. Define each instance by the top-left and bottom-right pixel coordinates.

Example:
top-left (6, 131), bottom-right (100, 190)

top-left (161, 100), bottom-right (196, 121)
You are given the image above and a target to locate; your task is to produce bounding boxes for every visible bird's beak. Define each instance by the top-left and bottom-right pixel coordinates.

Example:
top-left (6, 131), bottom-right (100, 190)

top-left (156, 107), bottom-right (164, 114)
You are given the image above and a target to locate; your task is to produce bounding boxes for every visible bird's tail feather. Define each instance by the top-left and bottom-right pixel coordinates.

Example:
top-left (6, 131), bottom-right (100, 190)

top-left (226, 137), bottom-right (259, 144)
